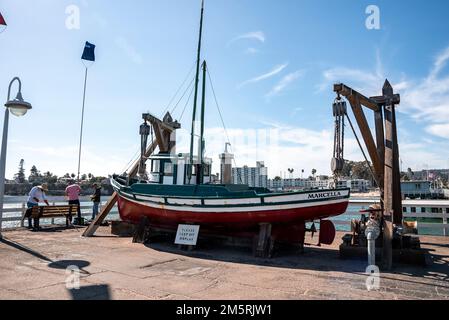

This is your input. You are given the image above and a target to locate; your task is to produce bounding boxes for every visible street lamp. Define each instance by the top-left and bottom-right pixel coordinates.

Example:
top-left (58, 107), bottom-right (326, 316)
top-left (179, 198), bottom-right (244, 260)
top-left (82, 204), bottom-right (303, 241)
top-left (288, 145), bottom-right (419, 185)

top-left (0, 77), bottom-right (32, 238)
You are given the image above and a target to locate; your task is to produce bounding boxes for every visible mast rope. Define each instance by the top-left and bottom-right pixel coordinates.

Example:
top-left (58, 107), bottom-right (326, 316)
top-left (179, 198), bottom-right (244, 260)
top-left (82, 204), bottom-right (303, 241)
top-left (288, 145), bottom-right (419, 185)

top-left (120, 151), bottom-right (140, 174)
top-left (206, 66), bottom-right (243, 184)
top-left (162, 60), bottom-right (196, 117)
top-left (179, 81), bottom-right (196, 122)
top-left (171, 77), bottom-right (195, 116)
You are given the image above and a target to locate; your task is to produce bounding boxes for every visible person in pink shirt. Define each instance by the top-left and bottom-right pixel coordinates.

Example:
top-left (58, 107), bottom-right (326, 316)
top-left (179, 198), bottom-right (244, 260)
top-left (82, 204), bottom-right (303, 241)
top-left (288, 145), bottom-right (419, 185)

top-left (65, 181), bottom-right (82, 225)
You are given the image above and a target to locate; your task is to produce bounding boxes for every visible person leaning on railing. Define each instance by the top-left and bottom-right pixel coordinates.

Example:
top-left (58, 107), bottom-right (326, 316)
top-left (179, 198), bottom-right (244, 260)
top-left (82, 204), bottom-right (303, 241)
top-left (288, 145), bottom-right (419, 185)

top-left (65, 181), bottom-right (82, 225)
top-left (90, 183), bottom-right (102, 221)
top-left (25, 184), bottom-right (50, 229)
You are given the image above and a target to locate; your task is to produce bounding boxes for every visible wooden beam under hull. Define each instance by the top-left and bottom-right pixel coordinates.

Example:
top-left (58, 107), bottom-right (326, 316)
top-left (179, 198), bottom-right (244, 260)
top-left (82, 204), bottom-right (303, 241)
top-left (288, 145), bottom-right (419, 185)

top-left (82, 141), bottom-right (158, 237)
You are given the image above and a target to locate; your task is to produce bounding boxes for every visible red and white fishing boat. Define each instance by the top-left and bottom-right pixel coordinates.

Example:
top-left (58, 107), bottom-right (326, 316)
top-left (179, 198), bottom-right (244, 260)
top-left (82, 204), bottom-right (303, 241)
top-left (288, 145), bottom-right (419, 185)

top-left (112, 175), bottom-right (350, 230)
top-left (111, 1), bottom-right (350, 246)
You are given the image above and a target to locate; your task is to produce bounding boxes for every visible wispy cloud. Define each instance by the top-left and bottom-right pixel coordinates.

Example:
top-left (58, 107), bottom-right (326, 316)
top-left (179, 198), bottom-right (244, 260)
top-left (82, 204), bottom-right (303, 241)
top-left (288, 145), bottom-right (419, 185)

top-left (245, 47), bottom-right (259, 55)
top-left (239, 63), bottom-right (288, 88)
top-left (115, 36), bottom-right (143, 65)
top-left (429, 46), bottom-right (449, 80)
top-left (291, 107), bottom-right (303, 116)
top-left (317, 49), bottom-right (390, 96)
top-left (318, 61), bottom-right (409, 98)
top-left (266, 70), bottom-right (304, 97)
top-left (228, 31), bottom-right (265, 46)
top-left (426, 124), bottom-right (449, 139)
top-left (401, 45), bottom-right (449, 132)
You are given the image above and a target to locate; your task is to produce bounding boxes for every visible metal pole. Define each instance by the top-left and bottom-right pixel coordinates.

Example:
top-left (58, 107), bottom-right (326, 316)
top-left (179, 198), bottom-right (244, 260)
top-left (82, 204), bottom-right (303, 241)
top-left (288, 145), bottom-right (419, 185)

top-left (198, 60), bottom-right (207, 185)
top-left (77, 67), bottom-right (88, 182)
top-left (0, 77), bottom-right (21, 238)
top-left (0, 108), bottom-right (10, 238)
top-left (189, 0), bottom-right (205, 184)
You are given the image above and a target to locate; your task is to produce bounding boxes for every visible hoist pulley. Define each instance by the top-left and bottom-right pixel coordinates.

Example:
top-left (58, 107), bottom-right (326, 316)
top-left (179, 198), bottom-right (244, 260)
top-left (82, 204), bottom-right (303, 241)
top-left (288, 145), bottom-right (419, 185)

top-left (138, 120), bottom-right (152, 177)
top-left (331, 97), bottom-right (347, 176)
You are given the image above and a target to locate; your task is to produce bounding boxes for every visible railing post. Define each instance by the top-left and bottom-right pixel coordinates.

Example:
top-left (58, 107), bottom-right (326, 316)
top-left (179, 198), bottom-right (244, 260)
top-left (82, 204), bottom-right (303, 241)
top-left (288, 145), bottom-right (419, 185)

top-left (443, 211), bottom-right (448, 237)
top-left (20, 202), bottom-right (26, 227)
top-left (51, 202), bottom-right (56, 224)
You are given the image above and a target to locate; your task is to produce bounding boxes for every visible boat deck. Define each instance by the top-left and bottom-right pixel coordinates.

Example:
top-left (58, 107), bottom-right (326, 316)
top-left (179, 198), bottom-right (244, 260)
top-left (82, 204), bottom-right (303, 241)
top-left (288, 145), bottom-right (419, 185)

top-left (0, 227), bottom-right (448, 300)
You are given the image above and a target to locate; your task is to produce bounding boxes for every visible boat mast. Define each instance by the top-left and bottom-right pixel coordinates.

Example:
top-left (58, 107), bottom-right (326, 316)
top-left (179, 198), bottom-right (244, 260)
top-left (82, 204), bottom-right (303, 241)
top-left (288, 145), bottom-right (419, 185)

top-left (198, 60), bottom-right (207, 185)
top-left (189, 0), bottom-right (205, 184)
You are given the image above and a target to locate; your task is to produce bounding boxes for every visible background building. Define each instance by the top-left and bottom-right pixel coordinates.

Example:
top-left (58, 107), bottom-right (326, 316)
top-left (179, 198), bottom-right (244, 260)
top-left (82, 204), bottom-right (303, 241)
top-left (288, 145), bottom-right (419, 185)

top-left (336, 179), bottom-right (371, 193)
top-left (268, 177), bottom-right (332, 191)
top-left (232, 161), bottom-right (268, 188)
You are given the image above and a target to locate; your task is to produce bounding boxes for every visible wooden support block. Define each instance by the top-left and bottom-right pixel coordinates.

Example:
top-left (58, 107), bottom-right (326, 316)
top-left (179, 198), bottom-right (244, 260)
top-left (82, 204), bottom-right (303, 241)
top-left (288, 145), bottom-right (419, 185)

top-left (254, 223), bottom-right (272, 258)
top-left (133, 217), bottom-right (151, 244)
top-left (111, 221), bottom-right (135, 237)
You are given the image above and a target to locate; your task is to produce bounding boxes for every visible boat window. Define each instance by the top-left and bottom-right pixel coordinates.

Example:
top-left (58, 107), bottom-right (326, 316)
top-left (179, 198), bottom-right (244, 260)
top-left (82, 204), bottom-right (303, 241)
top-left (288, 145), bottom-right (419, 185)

top-left (152, 160), bottom-right (160, 173)
top-left (421, 207), bottom-right (426, 213)
top-left (164, 162), bottom-right (173, 176)
top-left (402, 207), bottom-right (407, 213)
top-left (446, 208), bottom-right (449, 214)
top-left (411, 207), bottom-right (416, 213)
top-left (203, 164), bottom-right (210, 176)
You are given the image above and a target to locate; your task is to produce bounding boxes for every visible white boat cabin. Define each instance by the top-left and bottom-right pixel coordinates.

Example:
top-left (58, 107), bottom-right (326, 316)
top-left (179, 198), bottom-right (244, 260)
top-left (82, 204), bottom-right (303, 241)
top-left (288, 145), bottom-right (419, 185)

top-left (148, 153), bottom-right (213, 185)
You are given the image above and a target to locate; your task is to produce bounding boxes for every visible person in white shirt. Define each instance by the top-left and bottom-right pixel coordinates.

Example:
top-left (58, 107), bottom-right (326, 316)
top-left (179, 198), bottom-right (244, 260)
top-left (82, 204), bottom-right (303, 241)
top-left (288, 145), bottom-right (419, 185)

top-left (25, 184), bottom-right (50, 229)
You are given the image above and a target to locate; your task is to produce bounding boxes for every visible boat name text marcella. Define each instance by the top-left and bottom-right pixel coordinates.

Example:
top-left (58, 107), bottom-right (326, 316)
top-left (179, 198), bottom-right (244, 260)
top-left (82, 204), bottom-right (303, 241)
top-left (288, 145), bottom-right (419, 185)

top-left (308, 191), bottom-right (342, 200)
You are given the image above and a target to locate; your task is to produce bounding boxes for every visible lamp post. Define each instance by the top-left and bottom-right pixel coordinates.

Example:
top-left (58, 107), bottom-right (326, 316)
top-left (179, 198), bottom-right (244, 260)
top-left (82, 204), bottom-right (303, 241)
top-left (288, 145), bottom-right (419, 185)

top-left (0, 77), bottom-right (32, 238)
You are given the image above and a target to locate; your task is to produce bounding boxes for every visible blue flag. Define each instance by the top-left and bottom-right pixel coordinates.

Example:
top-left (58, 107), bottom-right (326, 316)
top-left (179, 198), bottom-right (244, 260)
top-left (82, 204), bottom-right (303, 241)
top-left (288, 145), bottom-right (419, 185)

top-left (81, 42), bottom-right (96, 62)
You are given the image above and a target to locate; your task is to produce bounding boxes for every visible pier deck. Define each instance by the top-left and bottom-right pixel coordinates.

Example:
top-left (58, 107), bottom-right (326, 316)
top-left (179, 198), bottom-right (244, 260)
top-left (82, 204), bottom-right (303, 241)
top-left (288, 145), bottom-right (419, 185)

top-left (0, 227), bottom-right (448, 300)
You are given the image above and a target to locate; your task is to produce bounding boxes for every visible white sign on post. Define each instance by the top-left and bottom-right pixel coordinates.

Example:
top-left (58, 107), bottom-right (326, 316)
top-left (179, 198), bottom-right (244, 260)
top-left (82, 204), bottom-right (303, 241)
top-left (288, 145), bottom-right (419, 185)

top-left (175, 224), bottom-right (200, 246)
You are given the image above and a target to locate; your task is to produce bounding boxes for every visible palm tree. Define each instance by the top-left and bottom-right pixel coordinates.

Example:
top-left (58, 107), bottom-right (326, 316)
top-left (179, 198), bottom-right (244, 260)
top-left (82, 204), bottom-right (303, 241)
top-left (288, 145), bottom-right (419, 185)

top-left (312, 169), bottom-right (317, 178)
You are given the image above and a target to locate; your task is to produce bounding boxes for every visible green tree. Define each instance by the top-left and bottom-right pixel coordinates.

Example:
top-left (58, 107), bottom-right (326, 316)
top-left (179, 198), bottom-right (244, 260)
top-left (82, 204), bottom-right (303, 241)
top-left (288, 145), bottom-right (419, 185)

top-left (29, 165), bottom-right (43, 184)
top-left (93, 176), bottom-right (107, 184)
top-left (351, 162), bottom-right (372, 180)
top-left (71, 173), bottom-right (76, 179)
top-left (312, 169), bottom-right (317, 178)
top-left (14, 159), bottom-right (26, 183)
top-left (43, 171), bottom-right (58, 184)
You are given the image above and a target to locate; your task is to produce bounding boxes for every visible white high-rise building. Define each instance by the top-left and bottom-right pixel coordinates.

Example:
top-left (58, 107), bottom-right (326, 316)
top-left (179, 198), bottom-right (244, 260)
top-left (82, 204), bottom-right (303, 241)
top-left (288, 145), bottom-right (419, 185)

top-left (232, 161), bottom-right (268, 188)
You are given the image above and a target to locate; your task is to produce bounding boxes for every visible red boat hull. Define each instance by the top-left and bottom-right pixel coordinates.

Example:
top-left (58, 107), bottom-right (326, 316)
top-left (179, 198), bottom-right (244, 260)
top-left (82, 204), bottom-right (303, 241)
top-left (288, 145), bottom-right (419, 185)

top-left (117, 195), bottom-right (349, 231)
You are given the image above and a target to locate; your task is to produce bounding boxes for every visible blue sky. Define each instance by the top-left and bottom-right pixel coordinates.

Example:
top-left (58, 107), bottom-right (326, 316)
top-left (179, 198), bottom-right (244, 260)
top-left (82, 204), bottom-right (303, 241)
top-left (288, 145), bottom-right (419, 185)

top-left (1, 0), bottom-right (449, 179)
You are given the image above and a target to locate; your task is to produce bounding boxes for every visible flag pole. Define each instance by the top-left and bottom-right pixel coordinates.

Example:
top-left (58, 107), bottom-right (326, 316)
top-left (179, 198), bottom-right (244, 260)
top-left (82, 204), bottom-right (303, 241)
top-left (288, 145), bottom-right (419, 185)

top-left (78, 41), bottom-right (95, 183)
top-left (77, 65), bottom-right (89, 182)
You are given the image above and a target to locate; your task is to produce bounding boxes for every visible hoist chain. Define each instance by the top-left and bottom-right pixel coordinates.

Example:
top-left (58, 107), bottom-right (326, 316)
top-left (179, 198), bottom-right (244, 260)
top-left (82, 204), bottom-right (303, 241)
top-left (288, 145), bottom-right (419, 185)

top-left (332, 97), bottom-right (347, 185)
